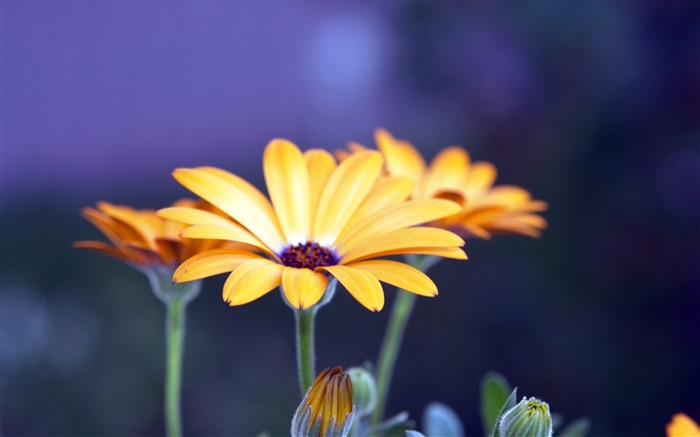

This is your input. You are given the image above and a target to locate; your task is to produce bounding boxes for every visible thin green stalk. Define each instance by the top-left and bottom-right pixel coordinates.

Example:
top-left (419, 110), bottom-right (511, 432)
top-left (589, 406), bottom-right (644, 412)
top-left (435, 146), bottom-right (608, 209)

top-left (295, 309), bottom-right (316, 397)
top-left (371, 290), bottom-right (417, 427)
top-left (166, 297), bottom-right (186, 437)
top-left (371, 255), bottom-right (436, 427)
top-left (146, 271), bottom-right (199, 437)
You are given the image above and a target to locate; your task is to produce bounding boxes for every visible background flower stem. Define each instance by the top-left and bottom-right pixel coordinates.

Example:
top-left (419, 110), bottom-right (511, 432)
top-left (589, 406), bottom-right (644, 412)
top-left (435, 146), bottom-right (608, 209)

top-left (147, 272), bottom-right (200, 437)
top-left (295, 309), bottom-right (316, 397)
top-left (371, 255), bottom-right (438, 427)
top-left (166, 296), bottom-right (186, 437)
top-left (371, 290), bottom-right (417, 427)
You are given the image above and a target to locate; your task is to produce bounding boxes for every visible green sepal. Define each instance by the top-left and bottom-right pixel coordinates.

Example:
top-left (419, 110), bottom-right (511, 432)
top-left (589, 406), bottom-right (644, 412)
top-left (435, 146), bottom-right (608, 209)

top-left (489, 388), bottom-right (518, 437)
top-left (144, 267), bottom-right (201, 304)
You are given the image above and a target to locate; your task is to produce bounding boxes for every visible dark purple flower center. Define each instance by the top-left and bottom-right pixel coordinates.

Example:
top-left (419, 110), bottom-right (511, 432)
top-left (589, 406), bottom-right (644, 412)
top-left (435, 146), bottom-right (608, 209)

top-left (280, 242), bottom-right (339, 269)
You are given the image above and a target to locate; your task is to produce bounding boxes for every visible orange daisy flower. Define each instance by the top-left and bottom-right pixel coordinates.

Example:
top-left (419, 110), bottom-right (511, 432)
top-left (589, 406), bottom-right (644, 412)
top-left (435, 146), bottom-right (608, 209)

top-left (345, 129), bottom-right (548, 240)
top-left (74, 199), bottom-right (226, 270)
top-left (159, 139), bottom-right (466, 311)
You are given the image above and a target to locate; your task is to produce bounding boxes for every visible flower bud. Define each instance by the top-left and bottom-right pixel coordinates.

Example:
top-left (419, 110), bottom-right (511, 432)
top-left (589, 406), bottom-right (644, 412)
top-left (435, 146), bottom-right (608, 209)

top-left (498, 397), bottom-right (552, 437)
top-left (291, 367), bottom-right (355, 437)
top-left (347, 367), bottom-right (377, 418)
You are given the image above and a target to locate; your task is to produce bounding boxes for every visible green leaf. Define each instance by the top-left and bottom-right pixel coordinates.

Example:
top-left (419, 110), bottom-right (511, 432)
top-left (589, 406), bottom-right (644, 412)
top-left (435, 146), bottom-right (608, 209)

top-left (557, 418), bottom-right (591, 437)
top-left (480, 372), bottom-right (512, 436)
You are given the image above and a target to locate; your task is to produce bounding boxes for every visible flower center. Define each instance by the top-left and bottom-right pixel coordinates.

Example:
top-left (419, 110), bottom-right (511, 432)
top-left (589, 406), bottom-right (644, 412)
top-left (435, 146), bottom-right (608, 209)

top-left (434, 189), bottom-right (466, 207)
top-left (280, 242), bottom-right (339, 270)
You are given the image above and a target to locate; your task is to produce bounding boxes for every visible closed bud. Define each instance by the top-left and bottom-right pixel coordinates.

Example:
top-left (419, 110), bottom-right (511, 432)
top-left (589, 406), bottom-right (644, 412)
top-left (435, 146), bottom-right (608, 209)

top-left (498, 397), bottom-right (552, 437)
top-left (291, 367), bottom-right (355, 437)
top-left (347, 367), bottom-right (376, 418)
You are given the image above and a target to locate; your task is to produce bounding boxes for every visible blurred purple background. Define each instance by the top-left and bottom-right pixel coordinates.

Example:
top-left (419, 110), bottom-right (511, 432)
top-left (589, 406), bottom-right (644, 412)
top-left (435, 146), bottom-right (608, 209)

top-left (2, 1), bottom-right (700, 435)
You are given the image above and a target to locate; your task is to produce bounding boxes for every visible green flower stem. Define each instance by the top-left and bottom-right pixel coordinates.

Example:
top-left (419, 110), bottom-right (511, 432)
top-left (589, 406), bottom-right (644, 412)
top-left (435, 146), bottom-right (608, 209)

top-left (371, 290), bottom-right (417, 427)
top-left (147, 271), bottom-right (200, 437)
top-left (165, 296), bottom-right (186, 437)
top-left (371, 255), bottom-right (438, 427)
top-left (295, 308), bottom-right (316, 397)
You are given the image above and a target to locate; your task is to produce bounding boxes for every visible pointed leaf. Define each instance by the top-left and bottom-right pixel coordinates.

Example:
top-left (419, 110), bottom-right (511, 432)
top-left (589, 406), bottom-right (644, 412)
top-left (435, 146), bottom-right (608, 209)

top-left (481, 372), bottom-right (512, 436)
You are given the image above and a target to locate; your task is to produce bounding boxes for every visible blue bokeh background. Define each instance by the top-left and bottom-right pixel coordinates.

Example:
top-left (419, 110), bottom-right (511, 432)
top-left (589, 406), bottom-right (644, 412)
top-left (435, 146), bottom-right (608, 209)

top-left (2, 1), bottom-right (699, 435)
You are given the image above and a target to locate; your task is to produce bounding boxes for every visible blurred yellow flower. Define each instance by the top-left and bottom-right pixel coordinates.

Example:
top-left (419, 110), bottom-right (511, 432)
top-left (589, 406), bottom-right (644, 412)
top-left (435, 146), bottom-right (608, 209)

top-left (667, 413), bottom-right (700, 437)
top-left (159, 139), bottom-right (466, 311)
top-left (291, 367), bottom-right (355, 437)
top-left (74, 199), bottom-right (225, 269)
top-left (344, 129), bottom-right (548, 239)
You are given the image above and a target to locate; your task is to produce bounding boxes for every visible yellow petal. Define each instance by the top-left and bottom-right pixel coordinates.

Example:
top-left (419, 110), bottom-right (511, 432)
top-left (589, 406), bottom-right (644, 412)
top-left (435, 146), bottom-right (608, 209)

top-left (313, 151), bottom-right (383, 246)
top-left (374, 128), bottom-right (426, 190)
top-left (157, 206), bottom-right (237, 227)
top-left (667, 414), bottom-right (700, 437)
top-left (422, 147), bottom-right (470, 198)
top-left (341, 227), bottom-right (464, 263)
top-left (506, 213), bottom-right (548, 229)
top-left (460, 204), bottom-right (547, 238)
top-left (464, 162), bottom-right (497, 197)
top-left (180, 225), bottom-right (274, 257)
top-left (340, 176), bottom-right (414, 232)
top-left (173, 249), bottom-right (261, 283)
top-left (348, 141), bottom-right (368, 152)
top-left (321, 265), bottom-right (384, 311)
top-left (409, 246), bottom-right (468, 259)
top-left (80, 207), bottom-right (141, 252)
top-left (72, 241), bottom-right (129, 262)
top-left (460, 205), bottom-right (512, 223)
top-left (480, 185), bottom-right (533, 207)
top-left (264, 140), bottom-right (311, 244)
top-left (222, 258), bottom-right (283, 306)
top-left (173, 168), bottom-right (284, 253)
top-left (197, 166), bottom-right (279, 217)
top-left (448, 222), bottom-right (493, 240)
top-left (304, 149), bottom-right (337, 217)
top-left (483, 217), bottom-right (547, 238)
top-left (281, 267), bottom-right (328, 309)
top-left (349, 246), bottom-right (468, 260)
top-left (337, 199), bottom-right (462, 253)
top-left (526, 200), bottom-right (549, 212)
top-left (349, 260), bottom-right (437, 297)
top-left (97, 202), bottom-right (159, 247)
